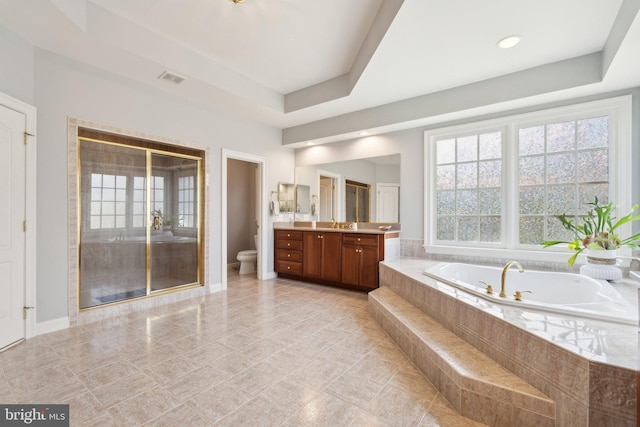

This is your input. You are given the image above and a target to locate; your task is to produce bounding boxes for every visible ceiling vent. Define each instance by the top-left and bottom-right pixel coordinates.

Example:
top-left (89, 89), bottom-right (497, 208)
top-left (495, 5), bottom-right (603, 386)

top-left (158, 71), bottom-right (186, 85)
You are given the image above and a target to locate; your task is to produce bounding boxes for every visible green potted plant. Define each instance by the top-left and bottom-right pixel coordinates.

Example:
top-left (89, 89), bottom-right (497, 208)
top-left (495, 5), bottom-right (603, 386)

top-left (542, 197), bottom-right (640, 266)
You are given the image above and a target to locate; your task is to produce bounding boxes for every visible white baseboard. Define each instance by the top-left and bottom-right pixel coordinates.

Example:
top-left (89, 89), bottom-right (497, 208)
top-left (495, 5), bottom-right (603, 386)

top-left (209, 283), bottom-right (223, 293)
top-left (36, 316), bottom-right (70, 336)
top-left (262, 271), bottom-right (277, 280)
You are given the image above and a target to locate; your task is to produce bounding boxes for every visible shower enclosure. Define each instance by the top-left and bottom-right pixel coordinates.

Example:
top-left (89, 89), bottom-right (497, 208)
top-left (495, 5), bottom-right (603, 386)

top-left (78, 135), bottom-right (203, 309)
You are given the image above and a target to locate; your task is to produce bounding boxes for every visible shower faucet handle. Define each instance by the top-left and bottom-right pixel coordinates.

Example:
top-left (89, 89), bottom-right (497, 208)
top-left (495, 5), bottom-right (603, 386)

top-left (514, 290), bottom-right (532, 301)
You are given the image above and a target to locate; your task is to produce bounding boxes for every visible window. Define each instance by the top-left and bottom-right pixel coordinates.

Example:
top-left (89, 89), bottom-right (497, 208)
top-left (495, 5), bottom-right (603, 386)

top-left (132, 176), bottom-right (165, 228)
top-left (90, 173), bottom-right (127, 229)
top-left (424, 96), bottom-right (632, 261)
top-left (178, 175), bottom-right (196, 228)
top-left (434, 131), bottom-right (503, 244)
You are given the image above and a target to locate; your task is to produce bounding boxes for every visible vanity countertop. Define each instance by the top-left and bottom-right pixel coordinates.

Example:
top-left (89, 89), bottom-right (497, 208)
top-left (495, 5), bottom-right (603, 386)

top-left (274, 222), bottom-right (400, 235)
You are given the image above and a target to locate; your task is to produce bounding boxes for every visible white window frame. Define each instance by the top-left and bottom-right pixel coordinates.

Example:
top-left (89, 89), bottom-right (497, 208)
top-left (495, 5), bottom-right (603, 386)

top-left (424, 95), bottom-right (632, 264)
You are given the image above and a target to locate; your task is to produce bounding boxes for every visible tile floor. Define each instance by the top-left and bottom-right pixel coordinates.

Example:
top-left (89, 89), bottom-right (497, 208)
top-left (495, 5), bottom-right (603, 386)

top-left (0, 272), bottom-right (487, 426)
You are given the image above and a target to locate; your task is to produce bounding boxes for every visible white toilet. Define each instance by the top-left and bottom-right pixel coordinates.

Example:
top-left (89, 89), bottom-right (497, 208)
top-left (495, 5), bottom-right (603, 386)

top-left (237, 235), bottom-right (258, 274)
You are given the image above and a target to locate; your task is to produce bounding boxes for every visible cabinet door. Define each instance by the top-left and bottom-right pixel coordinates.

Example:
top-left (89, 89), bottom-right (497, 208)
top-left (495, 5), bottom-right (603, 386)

top-left (359, 245), bottom-right (380, 289)
top-left (321, 233), bottom-right (342, 282)
top-left (303, 232), bottom-right (322, 278)
top-left (341, 245), bottom-right (361, 286)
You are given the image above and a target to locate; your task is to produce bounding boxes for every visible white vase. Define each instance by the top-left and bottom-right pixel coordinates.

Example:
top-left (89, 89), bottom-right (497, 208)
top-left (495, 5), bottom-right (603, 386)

top-left (585, 248), bottom-right (617, 264)
top-left (581, 248), bottom-right (621, 281)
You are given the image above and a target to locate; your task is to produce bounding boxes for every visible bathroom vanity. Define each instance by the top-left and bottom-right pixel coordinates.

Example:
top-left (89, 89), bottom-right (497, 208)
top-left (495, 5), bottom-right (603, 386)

top-left (274, 223), bottom-right (400, 291)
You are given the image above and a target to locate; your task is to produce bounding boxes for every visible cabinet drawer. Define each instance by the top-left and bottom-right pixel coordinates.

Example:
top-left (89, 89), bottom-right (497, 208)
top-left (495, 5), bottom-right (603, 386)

top-left (276, 249), bottom-right (303, 262)
top-left (276, 239), bottom-right (303, 250)
top-left (275, 230), bottom-right (303, 240)
top-left (276, 260), bottom-right (303, 275)
top-left (342, 234), bottom-right (379, 247)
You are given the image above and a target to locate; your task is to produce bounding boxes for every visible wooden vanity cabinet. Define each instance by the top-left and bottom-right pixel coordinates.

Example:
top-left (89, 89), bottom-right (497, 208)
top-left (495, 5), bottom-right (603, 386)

top-left (274, 230), bottom-right (303, 276)
top-left (341, 234), bottom-right (384, 290)
top-left (275, 228), bottom-right (388, 291)
top-left (303, 232), bottom-right (341, 282)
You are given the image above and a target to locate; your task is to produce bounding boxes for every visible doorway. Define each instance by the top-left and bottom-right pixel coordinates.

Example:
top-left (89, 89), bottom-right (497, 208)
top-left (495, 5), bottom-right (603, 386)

top-left (221, 150), bottom-right (267, 289)
top-left (0, 93), bottom-right (36, 350)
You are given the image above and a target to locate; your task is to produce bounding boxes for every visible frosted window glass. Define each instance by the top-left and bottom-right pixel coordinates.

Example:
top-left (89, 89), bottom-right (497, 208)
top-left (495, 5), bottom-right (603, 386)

top-left (436, 165), bottom-right (455, 189)
top-left (519, 186), bottom-right (544, 215)
top-left (457, 136), bottom-right (477, 162)
top-left (457, 217), bottom-right (478, 241)
top-left (478, 189), bottom-right (501, 215)
top-left (547, 185), bottom-right (576, 215)
top-left (436, 190), bottom-right (455, 215)
top-left (519, 216), bottom-right (544, 245)
top-left (546, 121), bottom-right (575, 153)
top-left (479, 132), bottom-right (501, 159)
top-left (519, 156), bottom-right (544, 186)
top-left (437, 217), bottom-right (455, 240)
top-left (479, 216), bottom-right (501, 242)
top-left (456, 190), bottom-right (477, 215)
top-left (436, 139), bottom-right (455, 164)
top-left (479, 160), bottom-right (501, 187)
top-left (519, 126), bottom-right (544, 155)
top-left (456, 163), bottom-right (477, 189)
top-left (578, 116), bottom-right (608, 149)
top-left (578, 150), bottom-right (608, 182)
top-left (546, 153), bottom-right (576, 184)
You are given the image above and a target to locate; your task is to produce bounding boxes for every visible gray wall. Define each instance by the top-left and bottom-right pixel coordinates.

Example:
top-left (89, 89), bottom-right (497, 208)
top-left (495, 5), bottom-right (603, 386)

top-left (0, 29), bottom-right (294, 322)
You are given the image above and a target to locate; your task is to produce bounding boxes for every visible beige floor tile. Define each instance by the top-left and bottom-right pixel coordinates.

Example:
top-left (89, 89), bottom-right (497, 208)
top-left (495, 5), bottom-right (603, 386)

top-left (107, 386), bottom-right (180, 426)
top-left (185, 382), bottom-right (252, 424)
top-left (142, 404), bottom-right (208, 427)
top-left (5, 275), bottom-right (486, 427)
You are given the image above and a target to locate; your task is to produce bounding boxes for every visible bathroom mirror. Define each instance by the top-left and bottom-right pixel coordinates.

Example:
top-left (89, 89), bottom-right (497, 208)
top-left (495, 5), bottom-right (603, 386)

top-left (295, 154), bottom-right (400, 223)
top-left (295, 184), bottom-right (311, 214)
top-left (278, 182), bottom-right (295, 213)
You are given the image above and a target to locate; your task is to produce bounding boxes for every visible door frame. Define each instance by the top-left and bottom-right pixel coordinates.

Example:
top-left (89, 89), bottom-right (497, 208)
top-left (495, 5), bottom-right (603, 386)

top-left (0, 91), bottom-right (36, 340)
top-left (221, 149), bottom-right (267, 289)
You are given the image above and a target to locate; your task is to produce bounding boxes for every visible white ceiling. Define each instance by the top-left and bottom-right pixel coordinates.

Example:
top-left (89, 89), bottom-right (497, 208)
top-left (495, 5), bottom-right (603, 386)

top-left (0, 0), bottom-right (638, 146)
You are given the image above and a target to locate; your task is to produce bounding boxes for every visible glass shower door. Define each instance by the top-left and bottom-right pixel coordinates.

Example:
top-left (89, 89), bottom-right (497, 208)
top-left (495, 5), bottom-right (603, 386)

top-left (149, 153), bottom-right (199, 292)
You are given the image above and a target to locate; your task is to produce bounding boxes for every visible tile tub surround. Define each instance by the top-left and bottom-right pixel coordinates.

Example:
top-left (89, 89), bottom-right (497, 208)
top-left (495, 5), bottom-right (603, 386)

top-left (374, 258), bottom-right (638, 427)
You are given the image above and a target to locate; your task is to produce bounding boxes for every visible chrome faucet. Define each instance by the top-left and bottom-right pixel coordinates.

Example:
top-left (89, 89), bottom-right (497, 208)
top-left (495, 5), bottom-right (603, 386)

top-left (500, 261), bottom-right (524, 298)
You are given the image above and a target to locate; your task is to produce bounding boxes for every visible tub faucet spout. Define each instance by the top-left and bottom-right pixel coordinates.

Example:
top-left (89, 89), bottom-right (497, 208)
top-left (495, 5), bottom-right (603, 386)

top-left (500, 261), bottom-right (524, 298)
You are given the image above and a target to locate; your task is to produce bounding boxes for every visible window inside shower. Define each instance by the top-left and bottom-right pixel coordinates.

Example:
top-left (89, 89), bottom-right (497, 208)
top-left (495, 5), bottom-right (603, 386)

top-left (78, 132), bottom-right (204, 309)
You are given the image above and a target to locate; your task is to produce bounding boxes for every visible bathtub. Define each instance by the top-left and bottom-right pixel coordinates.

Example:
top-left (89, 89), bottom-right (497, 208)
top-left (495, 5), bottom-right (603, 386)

top-left (423, 262), bottom-right (638, 326)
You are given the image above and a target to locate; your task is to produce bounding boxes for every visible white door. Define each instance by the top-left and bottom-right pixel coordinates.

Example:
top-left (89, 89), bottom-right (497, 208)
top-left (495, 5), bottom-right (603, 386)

top-left (377, 184), bottom-right (399, 222)
top-left (319, 176), bottom-right (333, 221)
top-left (0, 105), bottom-right (26, 350)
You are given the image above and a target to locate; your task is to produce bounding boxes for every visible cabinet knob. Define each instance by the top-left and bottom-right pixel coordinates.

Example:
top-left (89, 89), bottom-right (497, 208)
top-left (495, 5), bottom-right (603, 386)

top-left (357, 238), bottom-right (361, 241)
top-left (287, 254), bottom-right (290, 257)
top-left (287, 233), bottom-right (291, 237)
top-left (287, 266), bottom-right (291, 270)
top-left (287, 243), bottom-right (290, 246)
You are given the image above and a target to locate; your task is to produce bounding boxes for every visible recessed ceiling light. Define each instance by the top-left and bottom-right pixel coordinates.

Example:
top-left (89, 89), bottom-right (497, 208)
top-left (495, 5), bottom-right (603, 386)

top-left (496, 35), bottom-right (521, 49)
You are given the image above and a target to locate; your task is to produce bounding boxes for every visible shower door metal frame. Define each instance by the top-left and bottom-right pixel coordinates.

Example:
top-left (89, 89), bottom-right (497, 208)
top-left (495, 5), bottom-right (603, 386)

top-left (77, 136), bottom-right (204, 311)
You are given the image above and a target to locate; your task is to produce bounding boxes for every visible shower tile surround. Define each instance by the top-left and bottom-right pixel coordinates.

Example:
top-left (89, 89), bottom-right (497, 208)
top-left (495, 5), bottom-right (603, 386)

top-left (67, 118), bottom-right (210, 325)
top-left (372, 256), bottom-right (638, 426)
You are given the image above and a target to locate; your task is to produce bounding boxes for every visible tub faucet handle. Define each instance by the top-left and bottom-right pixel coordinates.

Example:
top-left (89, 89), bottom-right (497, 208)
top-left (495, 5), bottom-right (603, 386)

top-left (478, 280), bottom-right (494, 294)
top-left (514, 290), bottom-right (532, 301)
